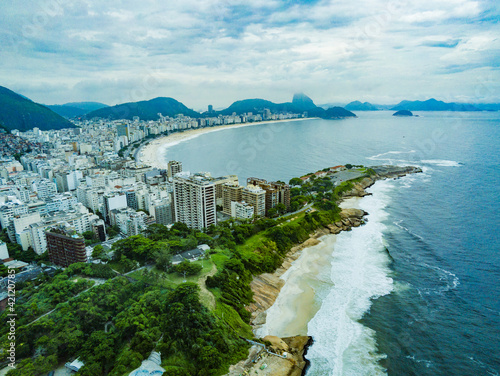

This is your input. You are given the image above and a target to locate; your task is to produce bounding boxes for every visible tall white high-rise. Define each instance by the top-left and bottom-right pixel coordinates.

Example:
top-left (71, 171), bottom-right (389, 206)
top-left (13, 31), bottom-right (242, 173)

top-left (167, 160), bottom-right (183, 178)
top-left (173, 172), bottom-right (216, 230)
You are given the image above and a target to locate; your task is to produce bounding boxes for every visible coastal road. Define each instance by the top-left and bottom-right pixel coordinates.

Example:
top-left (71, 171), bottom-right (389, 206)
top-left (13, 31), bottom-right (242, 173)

top-left (280, 202), bottom-right (314, 219)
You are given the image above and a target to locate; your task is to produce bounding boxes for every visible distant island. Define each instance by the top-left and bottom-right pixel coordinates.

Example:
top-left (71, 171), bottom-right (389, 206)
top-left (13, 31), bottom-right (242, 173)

top-left (393, 110), bottom-right (414, 116)
top-left (309, 106), bottom-right (357, 119)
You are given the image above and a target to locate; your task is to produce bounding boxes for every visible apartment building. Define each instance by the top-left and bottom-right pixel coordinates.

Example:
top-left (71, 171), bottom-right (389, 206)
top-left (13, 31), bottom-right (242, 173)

top-left (46, 225), bottom-right (87, 267)
top-left (173, 172), bottom-right (216, 230)
top-left (241, 185), bottom-right (266, 217)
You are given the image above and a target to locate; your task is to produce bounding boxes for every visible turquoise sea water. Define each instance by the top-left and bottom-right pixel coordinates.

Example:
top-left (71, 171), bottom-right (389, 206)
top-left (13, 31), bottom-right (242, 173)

top-left (162, 112), bottom-right (500, 375)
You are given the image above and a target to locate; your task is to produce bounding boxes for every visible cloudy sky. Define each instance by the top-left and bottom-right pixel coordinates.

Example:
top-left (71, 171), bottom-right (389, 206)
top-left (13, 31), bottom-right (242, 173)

top-left (1, 0), bottom-right (499, 110)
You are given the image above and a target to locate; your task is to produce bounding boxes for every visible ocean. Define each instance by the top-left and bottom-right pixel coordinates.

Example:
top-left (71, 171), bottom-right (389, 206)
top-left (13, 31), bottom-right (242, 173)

top-left (162, 111), bottom-right (500, 375)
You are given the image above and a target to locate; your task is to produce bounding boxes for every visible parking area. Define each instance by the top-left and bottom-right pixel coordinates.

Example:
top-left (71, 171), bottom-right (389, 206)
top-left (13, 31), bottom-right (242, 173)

top-left (329, 170), bottom-right (365, 186)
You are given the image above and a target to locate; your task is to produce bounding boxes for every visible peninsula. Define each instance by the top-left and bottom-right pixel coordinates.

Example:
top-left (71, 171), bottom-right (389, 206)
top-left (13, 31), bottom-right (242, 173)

top-left (224, 164), bottom-right (422, 376)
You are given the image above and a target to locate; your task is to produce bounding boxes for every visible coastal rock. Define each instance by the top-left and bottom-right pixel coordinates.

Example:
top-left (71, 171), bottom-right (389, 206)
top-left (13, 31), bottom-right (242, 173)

top-left (340, 208), bottom-right (366, 219)
top-left (263, 335), bottom-right (290, 352)
top-left (247, 274), bottom-right (285, 316)
top-left (224, 336), bottom-right (311, 376)
top-left (335, 221), bottom-right (343, 228)
top-left (327, 224), bottom-right (342, 234)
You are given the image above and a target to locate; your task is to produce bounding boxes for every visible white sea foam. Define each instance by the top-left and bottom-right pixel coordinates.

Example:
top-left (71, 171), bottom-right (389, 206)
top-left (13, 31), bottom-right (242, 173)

top-left (406, 355), bottom-right (434, 368)
top-left (468, 356), bottom-right (500, 376)
top-left (394, 219), bottom-right (425, 241)
top-left (421, 159), bottom-right (462, 167)
top-left (368, 150), bottom-right (416, 160)
top-left (306, 181), bottom-right (394, 376)
top-left (422, 263), bottom-right (460, 292)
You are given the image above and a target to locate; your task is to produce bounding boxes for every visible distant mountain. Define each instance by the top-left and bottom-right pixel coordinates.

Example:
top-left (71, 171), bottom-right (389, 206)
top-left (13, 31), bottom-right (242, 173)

top-left (309, 106), bottom-right (357, 119)
top-left (345, 101), bottom-right (379, 111)
top-left (393, 110), bottom-right (414, 116)
top-left (65, 102), bottom-right (108, 112)
top-left (85, 97), bottom-right (200, 120)
top-left (292, 93), bottom-right (316, 111)
top-left (217, 98), bottom-right (301, 116)
top-left (473, 103), bottom-right (500, 111)
top-left (48, 102), bottom-right (109, 118)
top-left (0, 85), bottom-right (74, 132)
top-left (392, 98), bottom-right (479, 111)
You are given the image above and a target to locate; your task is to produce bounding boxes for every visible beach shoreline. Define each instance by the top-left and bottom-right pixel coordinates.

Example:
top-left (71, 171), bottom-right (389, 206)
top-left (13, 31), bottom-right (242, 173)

top-left (226, 167), bottom-right (421, 375)
top-left (138, 117), bottom-right (317, 169)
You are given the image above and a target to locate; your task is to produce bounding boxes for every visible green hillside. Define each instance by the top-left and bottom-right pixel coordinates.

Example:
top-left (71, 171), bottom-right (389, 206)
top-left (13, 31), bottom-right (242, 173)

top-left (0, 86), bottom-right (74, 131)
top-left (217, 98), bottom-right (301, 115)
top-left (85, 97), bottom-right (199, 120)
top-left (47, 102), bottom-right (108, 118)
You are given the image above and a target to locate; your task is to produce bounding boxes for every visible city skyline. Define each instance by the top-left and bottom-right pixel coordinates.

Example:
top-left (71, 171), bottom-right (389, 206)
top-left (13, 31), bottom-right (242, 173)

top-left (1, 0), bottom-right (499, 109)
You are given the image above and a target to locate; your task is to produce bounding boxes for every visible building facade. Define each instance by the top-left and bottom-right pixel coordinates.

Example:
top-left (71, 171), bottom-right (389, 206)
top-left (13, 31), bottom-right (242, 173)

top-left (173, 172), bottom-right (216, 230)
top-left (46, 226), bottom-right (87, 267)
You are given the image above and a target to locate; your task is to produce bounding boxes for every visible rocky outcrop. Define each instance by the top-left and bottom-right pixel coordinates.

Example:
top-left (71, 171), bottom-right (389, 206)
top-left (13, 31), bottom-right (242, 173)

top-left (225, 336), bottom-right (311, 376)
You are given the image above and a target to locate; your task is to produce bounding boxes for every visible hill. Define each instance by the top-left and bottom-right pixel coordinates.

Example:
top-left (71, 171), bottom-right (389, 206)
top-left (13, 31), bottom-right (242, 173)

top-left (292, 93), bottom-right (316, 111)
top-left (85, 97), bottom-right (200, 120)
top-left (48, 102), bottom-right (109, 118)
top-left (393, 110), bottom-right (414, 116)
top-left (392, 98), bottom-right (479, 111)
top-left (217, 98), bottom-right (301, 116)
top-left (0, 86), bottom-right (74, 132)
top-left (345, 101), bottom-right (379, 111)
top-left (309, 106), bottom-right (357, 119)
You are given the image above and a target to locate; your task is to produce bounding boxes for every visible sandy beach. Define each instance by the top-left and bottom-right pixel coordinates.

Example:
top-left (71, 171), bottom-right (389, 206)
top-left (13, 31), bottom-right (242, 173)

top-left (138, 118), bottom-right (314, 169)
top-left (255, 197), bottom-right (363, 338)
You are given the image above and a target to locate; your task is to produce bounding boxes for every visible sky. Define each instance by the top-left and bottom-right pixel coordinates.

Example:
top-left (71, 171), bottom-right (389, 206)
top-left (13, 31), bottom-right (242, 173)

top-left (0, 0), bottom-right (499, 110)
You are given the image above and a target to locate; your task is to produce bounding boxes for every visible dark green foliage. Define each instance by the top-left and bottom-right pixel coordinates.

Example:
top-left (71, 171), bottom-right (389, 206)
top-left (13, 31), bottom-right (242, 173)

top-left (106, 225), bottom-right (120, 238)
top-left (308, 106), bottom-right (357, 119)
top-left (217, 98), bottom-right (301, 116)
top-left (289, 177), bottom-right (303, 186)
top-left (85, 97), bottom-right (200, 121)
top-left (172, 260), bottom-right (203, 276)
top-left (160, 284), bottom-right (248, 376)
top-left (111, 235), bottom-right (155, 263)
top-left (82, 231), bottom-right (96, 240)
top-left (0, 85), bottom-right (74, 131)
top-left (65, 262), bottom-right (117, 279)
top-left (47, 102), bottom-right (108, 118)
top-left (92, 244), bottom-right (105, 259)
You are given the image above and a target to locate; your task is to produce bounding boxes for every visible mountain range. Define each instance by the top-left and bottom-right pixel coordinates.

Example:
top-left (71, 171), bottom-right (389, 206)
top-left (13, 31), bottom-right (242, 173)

top-left (1, 83), bottom-right (498, 132)
top-left (84, 93), bottom-right (356, 120)
top-left (47, 102), bottom-right (108, 118)
top-left (0, 86), bottom-right (74, 132)
top-left (85, 97), bottom-right (199, 120)
top-left (345, 101), bottom-right (380, 111)
top-left (391, 98), bottom-right (480, 111)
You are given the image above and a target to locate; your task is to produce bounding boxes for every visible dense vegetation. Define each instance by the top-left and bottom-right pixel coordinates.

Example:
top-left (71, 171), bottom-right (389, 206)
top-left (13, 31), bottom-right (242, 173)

top-left (85, 97), bottom-right (200, 121)
top-left (0, 85), bottom-right (74, 131)
top-left (3, 168), bottom-right (374, 375)
top-left (47, 102), bottom-right (108, 118)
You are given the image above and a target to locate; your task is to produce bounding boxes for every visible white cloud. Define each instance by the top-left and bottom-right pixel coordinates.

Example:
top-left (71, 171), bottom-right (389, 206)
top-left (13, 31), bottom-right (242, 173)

top-left (0, 0), bottom-right (498, 107)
